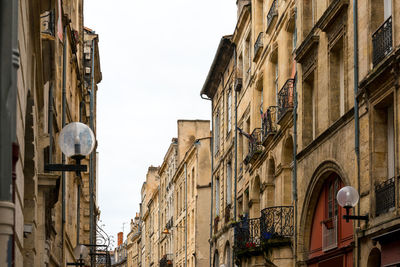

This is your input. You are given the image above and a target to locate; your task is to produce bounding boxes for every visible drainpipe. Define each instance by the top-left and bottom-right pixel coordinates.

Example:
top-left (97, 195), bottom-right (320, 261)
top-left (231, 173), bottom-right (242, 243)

top-left (200, 93), bottom-right (213, 267)
top-left (352, 0), bottom-right (361, 266)
top-left (185, 163), bottom-right (188, 267)
top-left (61, 24), bottom-right (67, 265)
top-left (292, 74), bottom-right (298, 267)
top-left (233, 44), bottom-right (238, 267)
top-left (89, 36), bottom-right (96, 266)
top-left (0, 0), bottom-right (19, 266)
top-left (48, 83), bottom-right (54, 163)
top-left (76, 100), bottom-right (84, 245)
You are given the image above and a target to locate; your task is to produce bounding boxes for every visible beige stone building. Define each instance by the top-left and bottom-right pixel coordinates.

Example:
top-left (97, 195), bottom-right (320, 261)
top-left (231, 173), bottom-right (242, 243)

top-left (127, 214), bottom-right (141, 267)
top-left (202, 0), bottom-right (400, 266)
top-left (0, 0), bottom-right (102, 266)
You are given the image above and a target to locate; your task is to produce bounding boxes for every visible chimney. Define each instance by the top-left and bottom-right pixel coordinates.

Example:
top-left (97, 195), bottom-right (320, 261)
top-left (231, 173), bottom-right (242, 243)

top-left (117, 232), bottom-right (123, 246)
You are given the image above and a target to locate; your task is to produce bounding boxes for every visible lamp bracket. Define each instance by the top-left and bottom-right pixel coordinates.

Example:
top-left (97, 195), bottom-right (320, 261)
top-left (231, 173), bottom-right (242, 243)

top-left (45, 164), bottom-right (87, 172)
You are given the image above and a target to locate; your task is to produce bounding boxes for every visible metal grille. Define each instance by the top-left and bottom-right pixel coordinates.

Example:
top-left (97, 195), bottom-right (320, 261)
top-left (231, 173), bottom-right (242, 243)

top-left (375, 177), bottom-right (395, 216)
top-left (277, 79), bottom-right (294, 121)
top-left (234, 217), bottom-right (262, 251)
top-left (254, 32), bottom-right (264, 59)
top-left (262, 106), bottom-right (278, 140)
top-left (372, 16), bottom-right (392, 66)
top-left (244, 128), bottom-right (263, 165)
top-left (260, 206), bottom-right (294, 238)
top-left (267, 0), bottom-right (278, 28)
top-left (159, 254), bottom-right (173, 267)
top-left (322, 216), bottom-right (337, 251)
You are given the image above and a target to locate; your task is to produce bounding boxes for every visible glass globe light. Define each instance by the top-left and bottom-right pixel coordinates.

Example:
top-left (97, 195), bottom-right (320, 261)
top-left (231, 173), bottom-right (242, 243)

top-left (74, 244), bottom-right (89, 259)
top-left (58, 122), bottom-right (95, 158)
top-left (336, 186), bottom-right (359, 208)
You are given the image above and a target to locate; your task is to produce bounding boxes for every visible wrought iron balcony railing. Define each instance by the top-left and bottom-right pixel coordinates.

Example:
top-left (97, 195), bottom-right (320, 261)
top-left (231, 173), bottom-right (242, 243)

top-left (262, 106), bottom-right (278, 142)
top-left (234, 206), bottom-right (294, 255)
top-left (277, 79), bottom-right (295, 121)
top-left (260, 206), bottom-right (294, 238)
top-left (372, 16), bottom-right (392, 66)
top-left (234, 217), bottom-right (262, 252)
top-left (165, 217), bottom-right (173, 230)
top-left (375, 177), bottom-right (395, 216)
top-left (267, 0), bottom-right (278, 29)
top-left (254, 32), bottom-right (264, 60)
top-left (235, 78), bottom-right (243, 92)
top-left (159, 254), bottom-right (173, 267)
top-left (244, 128), bottom-right (264, 165)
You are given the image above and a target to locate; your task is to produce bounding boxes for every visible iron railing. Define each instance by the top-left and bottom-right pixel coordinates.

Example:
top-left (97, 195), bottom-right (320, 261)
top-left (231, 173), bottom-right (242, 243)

top-left (235, 78), bottom-right (243, 92)
top-left (322, 216), bottom-right (338, 251)
top-left (166, 217), bottom-right (173, 230)
top-left (277, 79), bottom-right (295, 121)
top-left (260, 206), bottom-right (294, 238)
top-left (262, 106), bottom-right (278, 141)
top-left (234, 206), bottom-right (294, 255)
top-left (91, 224), bottom-right (112, 266)
top-left (375, 177), bottom-right (395, 216)
top-left (234, 217), bottom-right (262, 252)
top-left (244, 128), bottom-right (263, 165)
top-left (159, 254), bottom-right (173, 267)
top-left (254, 32), bottom-right (264, 59)
top-left (372, 16), bottom-right (392, 66)
top-left (267, 0), bottom-right (278, 28)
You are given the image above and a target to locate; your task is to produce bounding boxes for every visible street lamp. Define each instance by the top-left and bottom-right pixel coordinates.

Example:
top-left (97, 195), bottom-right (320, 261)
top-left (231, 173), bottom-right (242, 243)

top-left (336, 186), bottom-right (368, 222)
top-left (67, 244), bottom-right (89, 266)
top-left (45, 122), bottom-right (95, 172)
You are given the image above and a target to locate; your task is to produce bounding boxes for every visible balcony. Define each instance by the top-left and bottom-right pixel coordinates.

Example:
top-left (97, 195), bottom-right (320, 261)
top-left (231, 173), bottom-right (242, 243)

top-left (234, 206), bottom-right (294, 256)
top-left (234, 217), bottom-right (263, 255)
top-left (260, 206), bottom-right (294, 238)
top-left (235, 78), bottom-right (243, 92)
top-left (277, 79), bottom-right (295, 123)
top-left (159, 254), bottom-right (173, 267)
top-left (372, 16), bottom-right (392, 67)
top-left (262, 106), bottom-right (278, 144)
top-left (375, 177), bottom-right (395, 216)
top-left (165, 217), bottom-right (173, 230)
top-left (266, 0), bottom-right (278, 31)
top-left (322, 216), bottom-right (337, 251)
top-left (254, 32), bottom-right (264, 61)
top-left (244, 128), bottom-right (264, 165)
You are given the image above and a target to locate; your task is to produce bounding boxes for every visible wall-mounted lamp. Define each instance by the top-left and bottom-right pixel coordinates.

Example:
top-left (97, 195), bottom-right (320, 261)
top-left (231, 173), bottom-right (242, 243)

top-left (67, 244), bottom-right (89, 266)
top-left (336, 186), bottom-right (368, 222)
top-left (45, 122), bottom-right (95, 172)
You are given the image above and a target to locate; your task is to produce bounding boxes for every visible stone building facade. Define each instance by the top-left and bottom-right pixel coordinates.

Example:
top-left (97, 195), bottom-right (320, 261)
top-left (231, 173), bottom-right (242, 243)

top-left (0, 0), bottom-right (102, 266)
top-left (202, 0), bottom-right (400, 266)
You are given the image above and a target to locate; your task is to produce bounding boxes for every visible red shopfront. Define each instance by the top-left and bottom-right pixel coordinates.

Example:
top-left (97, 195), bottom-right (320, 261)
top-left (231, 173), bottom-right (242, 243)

top-left (307, 173), bottom-right (354, 267)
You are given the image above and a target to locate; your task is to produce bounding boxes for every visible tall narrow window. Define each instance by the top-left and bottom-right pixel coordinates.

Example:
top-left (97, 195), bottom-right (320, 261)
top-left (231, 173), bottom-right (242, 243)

top-left (215, 177), bottom-right (220, 215)
top-left (293, 10), bottom-right (297, 51)
top-left (227, 91), bottom-right (232, 133)
top-left (191, 167), bottom-right (195, 197)
top-left (384, 0), bottom-right (392, 20)
top-left (387, 103), bottom-right (394, 178)
top-left (214, 112), bottom-right (220, 153)
top-left (329, 38), bottom-right (345, 122)
top-left (226, 162), bottom-right (232, 205)
top-left (303, 72), bottom-right (316, 145)
top-left (275, 62), bottom-right (279, 105)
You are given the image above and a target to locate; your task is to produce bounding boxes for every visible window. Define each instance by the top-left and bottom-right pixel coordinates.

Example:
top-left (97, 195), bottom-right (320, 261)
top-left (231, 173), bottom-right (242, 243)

top-left (191, 168), bottom-right (195, 197)
top-left (303, 71), bottom-right (317, 145)
top-left (226, 162), bottom-right (232, 205)
top-left (215, 177), bottom-right (220, 216)
top-left (227, 90), bottom-right (232, 133)
top-left (275, 62), bottom-right (279, 104)
top-left (214, 112), bottom-right (220, 153)
top-left (329, 37), bottom-right (345, 122)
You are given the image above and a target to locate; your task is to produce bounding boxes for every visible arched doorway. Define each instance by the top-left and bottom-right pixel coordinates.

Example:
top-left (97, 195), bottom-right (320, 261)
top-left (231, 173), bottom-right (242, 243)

top-left (224, 243), bottom-right (231, 267)
top-left (367, 248), bottom-right (381, 267)
top-left (213, 250), bottom-right (219, 267)
top-left (307, 172), bottom-right (353, 267)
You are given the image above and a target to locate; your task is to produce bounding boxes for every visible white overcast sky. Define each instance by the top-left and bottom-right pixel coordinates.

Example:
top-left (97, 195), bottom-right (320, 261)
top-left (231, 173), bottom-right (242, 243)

top-left (84, 0), bottom-right (237, 247)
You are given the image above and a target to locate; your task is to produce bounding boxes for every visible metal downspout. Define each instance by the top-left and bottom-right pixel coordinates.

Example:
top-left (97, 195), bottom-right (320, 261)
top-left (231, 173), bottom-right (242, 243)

top-left (77, 100), bottom-right (84, 244)
top-left (352, 0), bottom-right (361, 266)
top-left (201, 93), bottom-right (213, 267)
top-left (0, 0), bottom-right (19, 265)
top-left (185, 163), bottom-right (188, 267)
top-left (233, 44), bottom-right (238, 267)
top-left (292, 74), bottom-right (298, 267)
top-left (61, 24), bottom-right (67, 265)
top-left (89, 37), bottom-right (96, 266)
